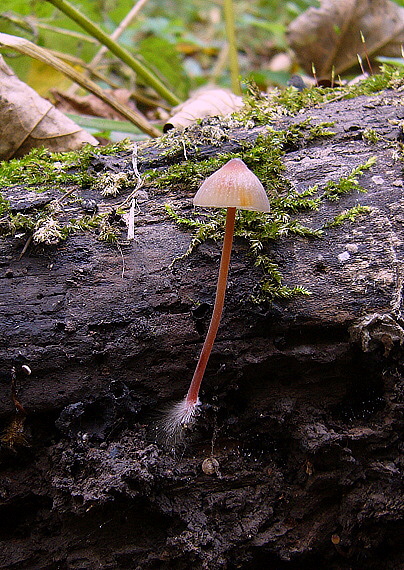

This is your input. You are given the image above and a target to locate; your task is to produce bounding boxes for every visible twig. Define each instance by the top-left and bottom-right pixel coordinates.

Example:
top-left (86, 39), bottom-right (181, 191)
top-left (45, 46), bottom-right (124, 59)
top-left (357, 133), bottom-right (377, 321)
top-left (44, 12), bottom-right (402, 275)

top-left (182, 140), bottom-right (188, 161)
top-left (18, 235), bottom-right (33, 261)
top-left (1, 33), bottom-right (162, 137)
top-left (55, 187), bottom-right (77, 205)
top-left (127, 198), bottom-right (136, 240)
top-left (360, 31), bottom-right (373, 75)
top-left (117, 240), bottom-right (126, 279)
top-left (117, 143), bottom-right (145, 238)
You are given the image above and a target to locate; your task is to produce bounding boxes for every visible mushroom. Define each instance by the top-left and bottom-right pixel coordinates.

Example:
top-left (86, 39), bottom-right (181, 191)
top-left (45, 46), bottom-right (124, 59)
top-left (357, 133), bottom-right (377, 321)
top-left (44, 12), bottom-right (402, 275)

top-left (162, 158), bottom-right (270, 442)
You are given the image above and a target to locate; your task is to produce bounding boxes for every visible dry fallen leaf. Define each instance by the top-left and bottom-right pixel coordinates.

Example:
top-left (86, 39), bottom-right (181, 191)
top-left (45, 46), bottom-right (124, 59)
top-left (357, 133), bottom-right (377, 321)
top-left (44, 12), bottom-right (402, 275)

top-left (0, 55), bottom-right (98, 160)
top-left (0, 32), bottom-right (161, 138)
top-left (164, 87), bottom-right (243, 132)
top-left (287, 0), bottom-right (404, 79)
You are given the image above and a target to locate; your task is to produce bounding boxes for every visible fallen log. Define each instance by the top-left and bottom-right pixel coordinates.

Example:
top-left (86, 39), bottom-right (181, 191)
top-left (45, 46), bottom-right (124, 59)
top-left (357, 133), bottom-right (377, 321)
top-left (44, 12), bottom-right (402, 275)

top-left (0, 81), bottom-right (403, 569)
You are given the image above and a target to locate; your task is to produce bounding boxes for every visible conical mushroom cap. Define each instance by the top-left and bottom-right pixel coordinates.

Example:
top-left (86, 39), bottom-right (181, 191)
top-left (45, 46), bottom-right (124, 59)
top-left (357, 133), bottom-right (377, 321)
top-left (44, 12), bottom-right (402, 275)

top-left (193, 158), bottom-right (270, 212)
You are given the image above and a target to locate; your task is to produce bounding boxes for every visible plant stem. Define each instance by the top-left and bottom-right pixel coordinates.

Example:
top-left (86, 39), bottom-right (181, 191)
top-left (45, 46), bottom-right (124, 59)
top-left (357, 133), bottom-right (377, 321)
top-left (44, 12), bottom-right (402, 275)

top-left (223, 0), bottom-right (241, 95)
top-left (89, 0), bottom-right (151, 70)
top-left (45, 0), bottom-right (181, 106)
top-left (186, 207), bottom-right (236, 404)
top-left (68, 0), bottom-right (152, 96)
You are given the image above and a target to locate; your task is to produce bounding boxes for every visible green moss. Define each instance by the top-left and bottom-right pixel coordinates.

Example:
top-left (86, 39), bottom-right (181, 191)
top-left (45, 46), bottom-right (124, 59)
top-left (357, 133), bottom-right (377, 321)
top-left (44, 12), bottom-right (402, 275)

top-left (62, 212), bottom-right (123, 244)
top-left (155, 119), bottom-right (231, 160)
top-left (323, 157), bottom-right (376, 201)
top-left (6, 212), bottom-right (36, 234)
top-left (323, 205), bottom-right (372, 229)
top-left (0, 140), bottom-right (133, 246)
top-left (1, 208), bottom-right (64, 245)
top-left (1, 198), bottom-right (121, 246)
top-left (257, 282), bottom-right (311, 301)
top-left (362, 128), bottom-right (379, 144)
top-left (157, 84), bottom-right (379, 302)
top-left (238, 65), bottom-right (404, 126)
top-left (0, 193), bottom-right (10, 216)
top-left (0, 147), bottom-right (93, 190)
top-left (97, 218), bottom-right (120, 243)
top-left (0, 139), bottom-right (133, 191)
top-left (150, 120), bottom-right (334, 197)
top-left (61, 214), bottom-right (108, 236)
top-left (1, 65), bottom-right (394, 299)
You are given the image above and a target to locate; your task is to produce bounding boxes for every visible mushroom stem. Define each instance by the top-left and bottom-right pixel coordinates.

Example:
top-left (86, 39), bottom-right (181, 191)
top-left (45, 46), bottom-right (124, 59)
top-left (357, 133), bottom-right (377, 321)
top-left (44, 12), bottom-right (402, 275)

top-left (160, 158), bottom-right (270, 442)
top-left (186, 206), bottom-right (237, 405)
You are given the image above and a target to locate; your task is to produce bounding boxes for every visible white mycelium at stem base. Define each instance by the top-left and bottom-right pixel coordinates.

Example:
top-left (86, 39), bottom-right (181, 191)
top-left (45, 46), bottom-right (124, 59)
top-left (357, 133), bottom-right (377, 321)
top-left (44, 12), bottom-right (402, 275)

top-left (162, 158), bottom-right (270, 442)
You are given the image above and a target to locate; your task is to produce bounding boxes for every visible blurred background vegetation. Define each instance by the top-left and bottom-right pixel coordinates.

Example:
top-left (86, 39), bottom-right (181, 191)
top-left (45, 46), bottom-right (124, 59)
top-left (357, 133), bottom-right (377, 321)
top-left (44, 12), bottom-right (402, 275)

top-left (0, 1), bottom-right (318, 99)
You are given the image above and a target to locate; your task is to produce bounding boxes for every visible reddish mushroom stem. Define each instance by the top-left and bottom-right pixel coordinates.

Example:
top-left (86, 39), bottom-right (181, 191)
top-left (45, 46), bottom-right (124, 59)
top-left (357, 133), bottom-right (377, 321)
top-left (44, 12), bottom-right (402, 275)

top-left (186, 207), bottom-right (237, 405)
top-left (160, 158), bottom-right (269, 442)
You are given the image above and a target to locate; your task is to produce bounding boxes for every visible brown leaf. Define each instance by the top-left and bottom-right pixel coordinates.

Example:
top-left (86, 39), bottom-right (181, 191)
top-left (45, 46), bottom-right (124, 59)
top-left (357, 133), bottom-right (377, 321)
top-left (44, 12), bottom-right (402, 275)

top-left (51, 88), bottom-right (138, 121)
top-left (287, 0), bottom-right (404, 78)
top-left (164, 87), bottom-right (243, 132)
top-left (0, 33), bottom-right (161, 138)
top-left (0, 55), bottom-right (98, 160)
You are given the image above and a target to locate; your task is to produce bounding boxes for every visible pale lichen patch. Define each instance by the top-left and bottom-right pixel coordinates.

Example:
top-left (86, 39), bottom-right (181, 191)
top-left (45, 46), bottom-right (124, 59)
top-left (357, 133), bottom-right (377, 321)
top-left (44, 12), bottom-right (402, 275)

top-left (371, 175), bottom-right (385, 185)
top-left (346, 243), bottom-right (359, 253)
top-left (338, 251), bottom-right (350, 262)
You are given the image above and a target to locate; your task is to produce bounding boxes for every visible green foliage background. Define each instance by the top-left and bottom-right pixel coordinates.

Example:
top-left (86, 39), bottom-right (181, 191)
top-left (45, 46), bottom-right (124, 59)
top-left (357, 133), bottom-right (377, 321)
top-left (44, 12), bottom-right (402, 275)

top-left (0, 0), bottom-right (319, 99)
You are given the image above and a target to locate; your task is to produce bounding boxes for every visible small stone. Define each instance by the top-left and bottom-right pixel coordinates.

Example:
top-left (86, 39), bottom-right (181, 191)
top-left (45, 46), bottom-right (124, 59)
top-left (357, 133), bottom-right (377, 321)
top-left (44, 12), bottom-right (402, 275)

top-left (371, 175), bottom-right (384, 185)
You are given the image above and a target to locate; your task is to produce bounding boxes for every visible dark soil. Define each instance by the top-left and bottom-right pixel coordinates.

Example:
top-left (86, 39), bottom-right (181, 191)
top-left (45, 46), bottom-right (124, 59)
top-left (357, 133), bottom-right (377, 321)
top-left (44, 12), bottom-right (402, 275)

top-left (0, 88), bottom-right (403, 569)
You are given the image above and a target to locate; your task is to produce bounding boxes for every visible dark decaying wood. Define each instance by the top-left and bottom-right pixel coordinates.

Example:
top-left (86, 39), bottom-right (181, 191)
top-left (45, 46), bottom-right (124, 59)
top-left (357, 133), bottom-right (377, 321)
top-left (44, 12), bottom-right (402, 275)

top-left (0, 90), bottom-right (403, 569)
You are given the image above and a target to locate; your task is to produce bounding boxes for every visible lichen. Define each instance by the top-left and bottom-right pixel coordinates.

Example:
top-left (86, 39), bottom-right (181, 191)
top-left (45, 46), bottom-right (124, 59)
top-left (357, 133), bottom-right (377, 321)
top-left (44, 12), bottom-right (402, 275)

top-left (33, 218), bottom-right (64, 245)
top-left (95, 172), bottom-right (132, 197)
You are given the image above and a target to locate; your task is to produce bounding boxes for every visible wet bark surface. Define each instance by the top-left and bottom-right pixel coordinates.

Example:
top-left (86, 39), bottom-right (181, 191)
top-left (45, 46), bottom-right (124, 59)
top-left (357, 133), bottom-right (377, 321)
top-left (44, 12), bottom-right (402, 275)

top-left (0, 89), bottom-right (403, 569)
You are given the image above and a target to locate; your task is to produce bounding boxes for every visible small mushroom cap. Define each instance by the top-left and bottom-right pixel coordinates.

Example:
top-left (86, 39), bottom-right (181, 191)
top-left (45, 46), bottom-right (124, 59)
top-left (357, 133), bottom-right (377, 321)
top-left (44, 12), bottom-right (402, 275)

top-left (193, 158), bottom-right (270, 213)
